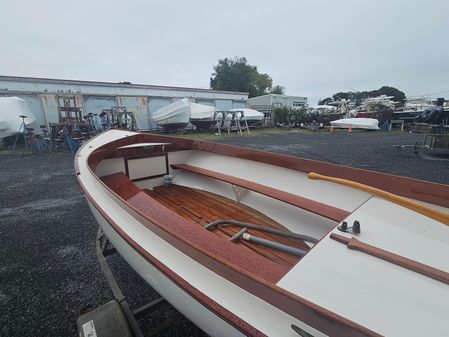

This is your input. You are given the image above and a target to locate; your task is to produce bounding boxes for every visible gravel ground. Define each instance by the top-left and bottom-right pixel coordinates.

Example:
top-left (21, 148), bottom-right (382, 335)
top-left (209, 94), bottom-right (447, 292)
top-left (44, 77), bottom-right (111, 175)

top-left (215, 130), bottom-right (449, 184)
top-left (0, 152), bottom-right (194, 337)
top-left (0, 130), bottom-right (448, 337)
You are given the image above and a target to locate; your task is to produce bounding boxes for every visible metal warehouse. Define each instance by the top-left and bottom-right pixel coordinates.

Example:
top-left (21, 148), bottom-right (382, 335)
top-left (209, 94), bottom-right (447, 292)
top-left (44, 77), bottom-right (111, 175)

top-left (247, 94), bottom-right (307, 110)
top-left (0, 75), bottom-right (248, 132)
top-left (247, 94), bottom-right (308, 125)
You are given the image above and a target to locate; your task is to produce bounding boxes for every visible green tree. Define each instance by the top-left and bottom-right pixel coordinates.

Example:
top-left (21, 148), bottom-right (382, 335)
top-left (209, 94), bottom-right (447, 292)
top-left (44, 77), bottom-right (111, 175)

top-left (318, 97), bottom-right (333, 105)
top-left (270, 85), bottom-right (285, 95)
top-left (368, 102), bottom-right (393, 124)
top-left (210, 57), bottom-right (273, 98)
top-left (372, 86), bottom-right (406, 106)
top-left (274, 106), bottom-right (308, 125)
top-left (330, 86), bottom-right (406, 107)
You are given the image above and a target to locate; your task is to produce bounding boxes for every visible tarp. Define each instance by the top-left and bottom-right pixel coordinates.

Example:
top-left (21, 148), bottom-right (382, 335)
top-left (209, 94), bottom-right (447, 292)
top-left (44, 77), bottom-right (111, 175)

top-left (0, 97), bottom-right (36, 138)
top-left (230, 108), bottom-right (264, 121)
top-left (151, 98), bottom-right (190, 126)
top-left (190, 102), bottom-right (215, 120)
top-left (330, 118), bottom-right (379, 130)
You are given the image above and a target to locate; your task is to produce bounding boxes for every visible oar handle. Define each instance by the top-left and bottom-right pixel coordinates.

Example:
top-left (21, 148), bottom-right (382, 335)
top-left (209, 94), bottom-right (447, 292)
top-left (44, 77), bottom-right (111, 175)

top-left (330, 233), bottom-right (449, 286)
top-left (308, 172), bottom-right (449, 226)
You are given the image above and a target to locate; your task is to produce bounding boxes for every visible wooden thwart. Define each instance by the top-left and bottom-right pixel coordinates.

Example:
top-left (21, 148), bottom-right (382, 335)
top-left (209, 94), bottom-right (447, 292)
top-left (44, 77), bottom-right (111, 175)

top-left (330, 233), bottom-right (449, 286)
top-left (171, 164), bottom-right (350, 222)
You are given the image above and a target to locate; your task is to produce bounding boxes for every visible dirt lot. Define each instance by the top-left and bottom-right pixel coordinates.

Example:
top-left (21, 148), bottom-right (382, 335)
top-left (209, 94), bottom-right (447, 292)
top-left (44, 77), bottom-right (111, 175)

top-left (0, 130), bottom-right (447, 337)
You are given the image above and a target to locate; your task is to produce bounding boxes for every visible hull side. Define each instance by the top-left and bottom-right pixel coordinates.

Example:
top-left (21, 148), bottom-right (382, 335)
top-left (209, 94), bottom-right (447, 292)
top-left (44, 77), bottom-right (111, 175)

top-left (87, 199), bottom-right (248, 337)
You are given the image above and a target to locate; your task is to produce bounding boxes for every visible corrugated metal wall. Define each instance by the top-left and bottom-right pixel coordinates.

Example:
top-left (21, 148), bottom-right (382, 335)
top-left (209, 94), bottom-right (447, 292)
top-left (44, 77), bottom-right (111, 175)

top-left (215, 99), bottom-right (233, 111)
top-left (40, 94), bottom-right (59, 128)
top-left (5, 94), bottom-right (250, 133)
top-left (0, 77), bottom-right (251, 133)
top-left (83, 96), bottom-right (116, 116)
top-left (232, 100), bottom-right (246, 109)
top-left (116, 96), bottom-right (149, 130)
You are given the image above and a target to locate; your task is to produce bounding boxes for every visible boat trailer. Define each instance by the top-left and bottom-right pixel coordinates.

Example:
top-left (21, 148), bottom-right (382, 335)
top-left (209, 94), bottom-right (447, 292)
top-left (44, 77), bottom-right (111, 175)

top-left (77, 228), bottom-right (203, 337)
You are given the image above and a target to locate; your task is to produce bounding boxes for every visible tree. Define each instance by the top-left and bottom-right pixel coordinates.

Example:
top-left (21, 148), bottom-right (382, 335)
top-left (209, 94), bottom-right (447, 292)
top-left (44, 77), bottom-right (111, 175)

top-left (270, 85), bottom-right (285, 95)
top-left (210, 57), bottom-right (274, 98)
top-left (329, 86), bottom-right (406, 107)
top-left (368, 102), bottom-right (393, 125)
top-left (318, 97), bottom-right (333, 105)
top-left (372, 86), bottom-right (406, 106)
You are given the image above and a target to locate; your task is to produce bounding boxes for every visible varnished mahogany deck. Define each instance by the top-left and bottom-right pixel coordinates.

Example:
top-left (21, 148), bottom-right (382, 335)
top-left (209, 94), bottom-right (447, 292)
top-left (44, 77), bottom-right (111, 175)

top-left (145, 184), bottom-right (311, 268)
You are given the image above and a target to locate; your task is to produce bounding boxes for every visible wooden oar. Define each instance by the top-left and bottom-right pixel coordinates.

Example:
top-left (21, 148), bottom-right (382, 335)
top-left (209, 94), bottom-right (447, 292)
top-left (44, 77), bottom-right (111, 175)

top-left (308, 172), bottom-right (449, 226)
top-left (330, 233), bottom-right (449, 286)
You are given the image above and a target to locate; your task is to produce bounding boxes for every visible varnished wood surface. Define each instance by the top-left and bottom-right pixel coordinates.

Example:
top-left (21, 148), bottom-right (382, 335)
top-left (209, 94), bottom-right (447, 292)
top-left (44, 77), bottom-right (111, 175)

top-left (101, 172), bottom-right (291, 283)
top-left (146, 184), bottom-right (311, 268)
top-left (331, 233), bottom-right (449, 286)
top-left (171, 163), bottom-right (350, 222)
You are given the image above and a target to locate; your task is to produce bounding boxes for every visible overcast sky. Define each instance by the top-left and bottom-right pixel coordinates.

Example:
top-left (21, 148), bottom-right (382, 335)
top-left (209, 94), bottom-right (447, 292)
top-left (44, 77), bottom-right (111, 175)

top-left (1, 0), bottom-right (448, 104)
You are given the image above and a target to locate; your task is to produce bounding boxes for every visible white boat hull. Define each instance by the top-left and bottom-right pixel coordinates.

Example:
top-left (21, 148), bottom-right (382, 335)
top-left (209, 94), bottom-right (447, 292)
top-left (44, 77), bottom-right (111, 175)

top-left (87, 199), bottom-right (246, 337)
top-left (151, 98), bottom-right (191, 130)
top-left (330, 118), bottom-right (379, 130)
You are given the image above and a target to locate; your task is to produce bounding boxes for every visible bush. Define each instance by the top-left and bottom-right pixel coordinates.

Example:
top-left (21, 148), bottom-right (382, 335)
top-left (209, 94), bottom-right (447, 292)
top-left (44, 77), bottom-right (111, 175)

top-left (274, 106), bottom-right (309, 125)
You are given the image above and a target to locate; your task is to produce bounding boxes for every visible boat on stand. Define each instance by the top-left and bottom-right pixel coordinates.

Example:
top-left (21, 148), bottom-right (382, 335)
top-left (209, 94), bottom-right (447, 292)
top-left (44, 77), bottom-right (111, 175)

top-left (75, 130), bottom-right (449, 337)
top-left (151, 98), bottom-right (191, 131)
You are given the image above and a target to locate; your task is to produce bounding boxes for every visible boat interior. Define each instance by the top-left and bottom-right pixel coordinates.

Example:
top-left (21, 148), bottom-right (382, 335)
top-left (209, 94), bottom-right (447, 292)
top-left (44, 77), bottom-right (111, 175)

top-left (90, 141), bottom-right (359, 283)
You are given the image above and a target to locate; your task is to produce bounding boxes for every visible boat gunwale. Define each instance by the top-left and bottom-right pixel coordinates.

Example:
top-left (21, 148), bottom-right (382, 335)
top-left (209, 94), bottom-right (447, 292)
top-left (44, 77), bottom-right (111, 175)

top-left (75, 132), bottom-right (388, 337)
top-left (84, 132), bottom-right (449, 209)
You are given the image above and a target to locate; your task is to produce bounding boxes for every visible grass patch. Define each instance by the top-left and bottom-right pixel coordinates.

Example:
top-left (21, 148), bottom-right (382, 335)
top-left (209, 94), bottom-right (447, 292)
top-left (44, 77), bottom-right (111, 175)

top-left (178, 127), bottom-right (324, 141)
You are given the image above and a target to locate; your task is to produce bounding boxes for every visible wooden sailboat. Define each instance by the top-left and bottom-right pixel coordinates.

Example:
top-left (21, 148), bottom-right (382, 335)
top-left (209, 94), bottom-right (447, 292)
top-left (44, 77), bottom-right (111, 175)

top-left (75, 130), bottom-right (449, 337)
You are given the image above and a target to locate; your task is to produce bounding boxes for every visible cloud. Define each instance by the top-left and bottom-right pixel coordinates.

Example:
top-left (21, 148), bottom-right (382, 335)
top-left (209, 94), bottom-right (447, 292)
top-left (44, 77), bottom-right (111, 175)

top-left (1, 0), bottom-right (448, 104)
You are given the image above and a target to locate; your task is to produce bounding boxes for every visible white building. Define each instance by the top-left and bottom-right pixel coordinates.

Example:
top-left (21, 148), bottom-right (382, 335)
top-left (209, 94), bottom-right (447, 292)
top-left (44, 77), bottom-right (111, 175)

top-left (0, 75), bottom-right (248, 132)
top-left (247, 94), bottom-right (308, 125)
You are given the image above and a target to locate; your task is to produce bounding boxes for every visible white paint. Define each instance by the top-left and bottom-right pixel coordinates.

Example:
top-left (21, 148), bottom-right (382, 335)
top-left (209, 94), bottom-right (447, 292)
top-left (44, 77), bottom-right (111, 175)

top-left (95, 158), bottom-right (126, 177)
top-left (127, 156), bottom-right (166, 180)
top-left (278, 197), bottom-right (449, 337)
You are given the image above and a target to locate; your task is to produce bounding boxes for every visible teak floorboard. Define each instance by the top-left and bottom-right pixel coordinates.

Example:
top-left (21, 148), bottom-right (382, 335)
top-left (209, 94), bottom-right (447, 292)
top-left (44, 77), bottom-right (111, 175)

top-left (145, 184), bottom-right (310, 268)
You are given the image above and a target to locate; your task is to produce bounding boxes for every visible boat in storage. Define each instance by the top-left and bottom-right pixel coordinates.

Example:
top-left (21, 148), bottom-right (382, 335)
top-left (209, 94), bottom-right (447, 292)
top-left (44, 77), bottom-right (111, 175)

top-left (330, 117), bottom-right (379, 130)
top-left (0, 97), bottom-right (36, 138)
top-left (230, 108), bottom-right (264, 124)
top-left (189, 102), bottom-right (216, 130)
top-left (75, 130), bottom-right (449, 337)
top-left (151, 98), bottom-right (190, 130)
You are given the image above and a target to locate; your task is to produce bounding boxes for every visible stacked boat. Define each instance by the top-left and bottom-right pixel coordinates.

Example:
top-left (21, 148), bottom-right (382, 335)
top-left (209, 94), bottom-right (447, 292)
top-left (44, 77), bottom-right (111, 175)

top-left (76, 130), bottom-right (449, 337)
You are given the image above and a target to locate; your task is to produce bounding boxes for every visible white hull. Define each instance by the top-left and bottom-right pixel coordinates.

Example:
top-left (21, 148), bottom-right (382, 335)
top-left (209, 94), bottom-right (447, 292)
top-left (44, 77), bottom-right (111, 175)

top-left (230, 108), bottom-right (264, 121)
top-left (87, 199), bottom-right (246, 337)
top-left (189, 102), bottom-right (215, 121)
top-left (0, 97), bottom-right (36, 138)
top-left (151, 98), bottom-right (190, 128)
top-left (330, 118), bottom-right (379, 130)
